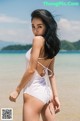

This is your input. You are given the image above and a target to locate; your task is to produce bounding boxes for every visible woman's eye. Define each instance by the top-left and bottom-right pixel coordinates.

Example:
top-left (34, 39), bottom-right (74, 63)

top-left (39, 26), bottom-right (42, 28)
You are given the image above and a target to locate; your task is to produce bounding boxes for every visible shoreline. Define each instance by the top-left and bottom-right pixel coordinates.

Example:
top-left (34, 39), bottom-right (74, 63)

top-left (0, 50), bottom-right (80, 54)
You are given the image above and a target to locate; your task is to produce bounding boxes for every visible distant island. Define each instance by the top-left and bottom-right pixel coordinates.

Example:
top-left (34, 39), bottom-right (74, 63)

top-left (1, 44), bottom-right (32, 51)
top-left (1, 40), bottom-right (80, 51)
top-left (61, 40), bottom-right (80, 50)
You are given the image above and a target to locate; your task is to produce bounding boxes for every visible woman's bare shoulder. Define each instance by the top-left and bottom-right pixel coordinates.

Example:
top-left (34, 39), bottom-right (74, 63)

top-left (33, 36), bottom-right (45, 40)
top-left (33, 36), bottom-right (45, 47)
top-left (30, 36), bottom-right (45, 59)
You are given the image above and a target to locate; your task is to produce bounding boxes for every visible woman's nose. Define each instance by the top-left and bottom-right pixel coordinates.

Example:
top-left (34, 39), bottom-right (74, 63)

top-left (35, 28), bottom-right (38, 32)
top-left (34, 28), bottom-right (38, 34)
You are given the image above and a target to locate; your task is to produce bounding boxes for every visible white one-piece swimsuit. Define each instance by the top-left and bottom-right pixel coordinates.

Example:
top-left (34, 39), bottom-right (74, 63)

top-left (23, 48), bottom-right (53, 104)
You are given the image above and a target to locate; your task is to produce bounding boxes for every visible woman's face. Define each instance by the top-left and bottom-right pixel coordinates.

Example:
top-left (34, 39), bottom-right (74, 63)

top-left (31, 17), bottom-right (46, 36)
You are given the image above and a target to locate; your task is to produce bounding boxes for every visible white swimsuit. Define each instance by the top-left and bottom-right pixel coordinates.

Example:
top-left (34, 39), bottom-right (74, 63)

top-left (23, 48), bottom-right (53, 104)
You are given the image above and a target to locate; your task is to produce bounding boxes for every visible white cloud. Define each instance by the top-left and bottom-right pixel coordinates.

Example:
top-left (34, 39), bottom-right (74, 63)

top-left (0, 14), bottom-right (32, 43)
top-left (0, 16), bottom-right (80, 43)
top-left (58, 18), bottom-right (80, 41)
top-left (0, 14), bottom-right (28, 24)
top-left (0, 28), bottom-right (33, 44)
top-left (0, 29), bottom-right (16, 35)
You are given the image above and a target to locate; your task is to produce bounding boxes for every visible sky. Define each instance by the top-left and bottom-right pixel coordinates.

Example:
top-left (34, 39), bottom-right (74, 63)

top-left (0, 0), bottom-right (80, 44)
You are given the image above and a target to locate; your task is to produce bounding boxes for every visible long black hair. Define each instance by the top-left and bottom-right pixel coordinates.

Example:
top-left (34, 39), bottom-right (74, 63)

top-left (31, 9), bottom-right (60, 59)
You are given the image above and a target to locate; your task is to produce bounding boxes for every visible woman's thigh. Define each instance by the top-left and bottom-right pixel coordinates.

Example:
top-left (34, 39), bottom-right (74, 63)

top-left (41, 101), bottom-right (55, 121)
top-left (23, 93), bottom-right (45, 121)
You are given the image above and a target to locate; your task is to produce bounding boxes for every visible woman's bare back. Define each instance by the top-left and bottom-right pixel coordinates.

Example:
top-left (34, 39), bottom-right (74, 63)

top-left (35, 46), bottom-right (53, 77)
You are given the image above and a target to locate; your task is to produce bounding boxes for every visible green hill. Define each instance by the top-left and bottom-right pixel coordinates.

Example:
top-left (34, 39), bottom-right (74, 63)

top-left (1, 40), bottom-right (80, 51)
top-left (61, 40), bottom-right (80, 50)
top-left (61, 40), bottom-right (75, 50)
top-left (2, 44), bottom-right (32, 51)
top-left (73, 40), bottom-right (80, 50)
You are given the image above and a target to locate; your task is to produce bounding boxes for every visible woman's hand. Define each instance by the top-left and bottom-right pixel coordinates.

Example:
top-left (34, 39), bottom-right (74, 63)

top-left (9, 90), bottom-right (20, 102)
top-left (53, 96), bottom-right (61, 113)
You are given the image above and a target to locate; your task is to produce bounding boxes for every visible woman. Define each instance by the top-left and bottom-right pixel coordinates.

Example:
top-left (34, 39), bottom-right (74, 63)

top-left (9, 9), bottom-right (61, 121)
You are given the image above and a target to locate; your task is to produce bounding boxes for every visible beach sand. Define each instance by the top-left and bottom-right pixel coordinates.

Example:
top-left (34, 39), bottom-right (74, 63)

top-left (0, 53), bottom-right (80, 121)
top-left (0, 71), bottom-right (80, 121)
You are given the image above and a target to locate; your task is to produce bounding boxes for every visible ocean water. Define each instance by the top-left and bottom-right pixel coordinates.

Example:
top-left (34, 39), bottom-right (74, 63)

top-left (0, 52), bottom-right (80, 121)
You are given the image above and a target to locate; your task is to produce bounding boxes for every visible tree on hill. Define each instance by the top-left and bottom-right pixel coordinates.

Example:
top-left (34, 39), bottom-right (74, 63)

top-left (61, 40), bottom-right (76, 50)
top-left (1, 40), bottom-right (80, 51)
top-left (73, 40), bottom-right (80, 50)
top-left (2, 44), bottom-right (32, 50)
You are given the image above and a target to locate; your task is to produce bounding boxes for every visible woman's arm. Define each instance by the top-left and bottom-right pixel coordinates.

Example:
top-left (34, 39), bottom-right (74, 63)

top-left (48, 58), bottom-right (58, 97)
top-left (9, 36), bottom-right (44, 102)
top-left (48, 58), bottom-right (61, 113)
